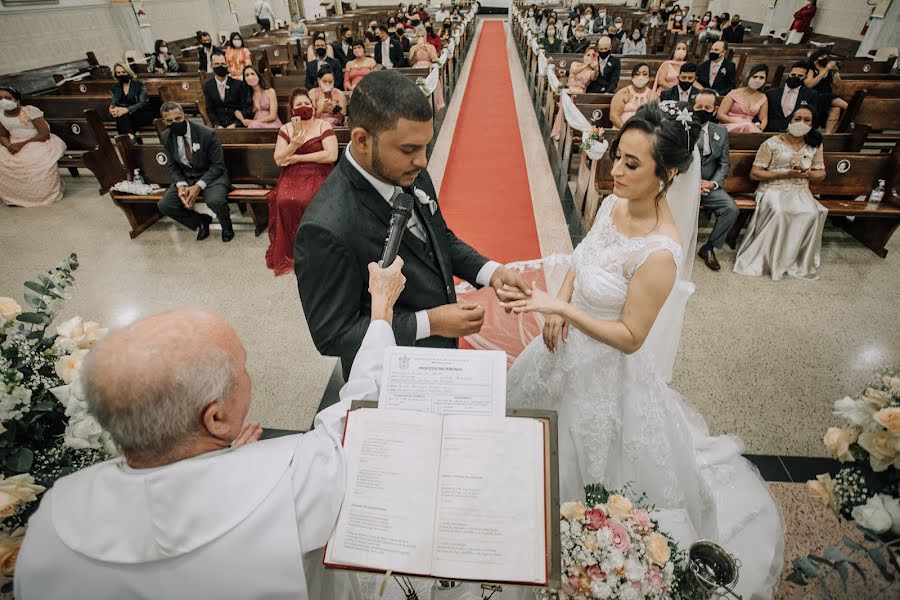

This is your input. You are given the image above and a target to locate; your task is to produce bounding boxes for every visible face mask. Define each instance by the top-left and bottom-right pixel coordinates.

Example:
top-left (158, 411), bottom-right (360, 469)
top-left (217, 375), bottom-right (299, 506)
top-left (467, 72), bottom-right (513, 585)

top-left (213, 65), bottom-right (228, 77)
top-left (0, 99), bottom-right (17, 111)
top-left (675, 16), bottom-right (682, 21)
top-left (674, 50), bottom-right (686, 60)
top-left (678, 80), bottom-right (693, 91)
top-left (293, 106), bottom-right (314, 120)
top-left (709, 51), bottom-right (720, 61)
top-left (599, 11), bottom-right (606, 16)
top-left (786, 75), bottom-right (803, 89)
top-left (246, 75), bottom-right (258, 86)
top-left (316, 47), bottom-right (327, 57)
top-left (615, 21), bottom-right (622, 27)
top-left (732, 18), bottom-right (740, 24)
top-left (202, 41), bottom-right (212, 48)
top-left (232, 39), bottom-right (242, 48)
top-left (547, 29), bottom-right (555, 36)
top-left (632, 33), bottom-right (641, 40)
top-left (598, 50), bottom-right (611, 59)
top-left (115, 74), bottom-right (131, 84)
top-left (159, 46), bottom-right (168, 54)
top-left (169, 120), bottom-right (188, 137)
top-left (692, 109), bottom-right (713, 125)
top-left (748, 77), bottom-right (765, 90)
top-left (633, 75), bottom-right (649, 88)
top-left (320, 82), bottom-right (334, 92)
top-left (702, 17), bottom-right (710, 22)
top-left (788, 121), bottom-right (812, 137)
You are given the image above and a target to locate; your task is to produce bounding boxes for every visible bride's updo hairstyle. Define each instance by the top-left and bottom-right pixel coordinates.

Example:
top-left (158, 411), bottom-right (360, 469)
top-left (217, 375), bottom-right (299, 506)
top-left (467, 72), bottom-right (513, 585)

top-left (609, 101), bottom-right (701, 204)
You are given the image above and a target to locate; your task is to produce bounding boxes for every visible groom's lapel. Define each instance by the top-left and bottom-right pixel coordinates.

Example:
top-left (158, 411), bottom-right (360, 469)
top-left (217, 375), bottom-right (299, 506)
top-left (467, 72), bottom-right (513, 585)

top-left (410, 196), bottom-right (451, 285)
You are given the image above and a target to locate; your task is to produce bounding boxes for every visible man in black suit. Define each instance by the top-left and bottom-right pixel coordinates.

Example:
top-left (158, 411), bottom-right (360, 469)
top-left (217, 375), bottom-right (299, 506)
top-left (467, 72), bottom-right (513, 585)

top-left (156, 103), bottom-right (233, 242)
top-left (586, 36), bottom-right (620, 94)
top-left (697, 40), bottom-right (737, 96)
top-left (765, 62), bottom-right (819, 132)
top-left (202, 50), bottom-right (252, 128)
top-left (590, 7), bottom-right (613, 33)
top-left (295, 71), bottom-right (530, 377)
top-left (197, 31), bottom-right (222, 74)
top-left (660, 62), bottom-right (700, 104)
top-left (332, 27), bottom-right (353, 68)
top-left (374, 25), bottom-right (404, 69)
top-left (722, 15), bottom-right (745, 43)
top-left (306, 37), bottom-right (344, 90)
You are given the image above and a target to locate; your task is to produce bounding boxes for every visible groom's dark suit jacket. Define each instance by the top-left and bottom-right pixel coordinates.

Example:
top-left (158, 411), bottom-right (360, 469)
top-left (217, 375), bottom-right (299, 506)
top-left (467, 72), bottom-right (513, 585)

top-left (295, 157), bottom-right (490, 373)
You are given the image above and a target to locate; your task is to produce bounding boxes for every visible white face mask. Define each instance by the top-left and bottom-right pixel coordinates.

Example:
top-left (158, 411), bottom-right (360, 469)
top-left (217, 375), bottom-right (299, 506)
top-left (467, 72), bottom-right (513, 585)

top-left (321, 82), bottom-right (334, 92)
top-left (232, 39), bottom-right (242, 48)
top-left (748, 77), bottom-right (765, 90)
top-left (788, 121), bottom-right (812, 137)
top-left (633, 75), bottom-right (650, 88)
top-left (674, 50), bottom-right (687, 60)
top-left (632, 33), bottom-right (641, 40)
top-left (575, 32), bottom-right (585, 39)
top-left (0, 99), bottom-right (17, 111)
top-left (159, 46), bottom-right (168, 54)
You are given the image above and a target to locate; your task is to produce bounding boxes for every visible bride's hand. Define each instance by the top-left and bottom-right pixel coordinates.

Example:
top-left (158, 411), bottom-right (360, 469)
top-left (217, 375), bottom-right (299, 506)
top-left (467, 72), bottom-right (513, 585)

top-left (501, 282), bottom-right (569, 316)
top-left (543, 314), bottom-right (569, 353)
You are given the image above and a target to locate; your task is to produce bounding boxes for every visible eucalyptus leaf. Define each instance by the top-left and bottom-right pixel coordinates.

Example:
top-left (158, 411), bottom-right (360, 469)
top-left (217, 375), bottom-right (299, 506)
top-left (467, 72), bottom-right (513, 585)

top-left (23, 292), bottom-right (46, 309)
top-left (17, 312), bottom-right (49, 325)
top-left (833, 561), bottom-right (849, 591)
top-left (6, 447), bottom-right (34, 473)
top-left (844, 536), bottom-right (868, 554)
top-left (865, 547), bottom-right (894, 581)
top-left (786, 569), bottom-right (808, 586)
top-left (856, 523), bottom-right (882, 542)
top-left (845, 559), bottom-right (867, 582)
top-left (794, 557), bottom-right (822, 578)
top-left (824, 545), bottom-right (854, 564)
top-left (23, 281), bottom-right (49, 296)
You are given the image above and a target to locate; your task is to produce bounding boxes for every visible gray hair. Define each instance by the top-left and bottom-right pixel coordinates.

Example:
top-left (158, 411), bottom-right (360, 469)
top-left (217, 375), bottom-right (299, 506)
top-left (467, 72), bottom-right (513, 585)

top-left (84, 344), bottom-right (236, 459)
top-left (160, 101), bottom-right (184, 116)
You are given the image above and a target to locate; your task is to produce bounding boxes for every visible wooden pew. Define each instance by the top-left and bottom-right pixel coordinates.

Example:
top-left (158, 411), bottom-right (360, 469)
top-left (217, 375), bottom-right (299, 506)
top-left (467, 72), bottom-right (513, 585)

top-left (46, 108), bottom-right (126, 193)
top-left (0, 52), bottom-right (101, 95)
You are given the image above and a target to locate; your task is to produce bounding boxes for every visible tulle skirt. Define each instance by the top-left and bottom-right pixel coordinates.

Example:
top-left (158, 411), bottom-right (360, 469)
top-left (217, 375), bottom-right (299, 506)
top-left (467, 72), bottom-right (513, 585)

top-left (0, 133), bottom-right (66, 207)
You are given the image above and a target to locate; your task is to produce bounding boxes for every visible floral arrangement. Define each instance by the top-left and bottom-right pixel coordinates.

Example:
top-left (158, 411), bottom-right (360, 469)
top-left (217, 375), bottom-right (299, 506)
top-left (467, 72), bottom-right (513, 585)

top-left (0, 255), bottom-right (116, 589)
top-left (542, 483), bottom-right (687, 600)
top-left (787, 368), bottom-right (900, 591)
top-left (579, 128), bottom-right (609, 161)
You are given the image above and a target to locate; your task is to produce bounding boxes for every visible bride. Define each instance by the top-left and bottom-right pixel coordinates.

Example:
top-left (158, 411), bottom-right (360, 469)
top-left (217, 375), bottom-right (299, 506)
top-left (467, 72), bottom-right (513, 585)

top-left (497, 103), bottom-right (784, 599)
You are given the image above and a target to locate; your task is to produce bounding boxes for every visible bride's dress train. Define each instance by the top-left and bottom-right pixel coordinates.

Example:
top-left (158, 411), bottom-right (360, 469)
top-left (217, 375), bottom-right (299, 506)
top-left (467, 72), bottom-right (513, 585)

top-left (504, 195), bottom-right (784, 599)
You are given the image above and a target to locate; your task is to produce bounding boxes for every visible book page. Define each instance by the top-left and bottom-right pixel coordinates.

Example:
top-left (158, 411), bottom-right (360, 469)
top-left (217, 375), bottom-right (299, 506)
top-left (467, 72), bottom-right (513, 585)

top-left (430, 416), bottom-right (547, 583)
top-left (325, 409), bottom-right (443, 575)
top-left (377, 347), bottom-right (507, 417)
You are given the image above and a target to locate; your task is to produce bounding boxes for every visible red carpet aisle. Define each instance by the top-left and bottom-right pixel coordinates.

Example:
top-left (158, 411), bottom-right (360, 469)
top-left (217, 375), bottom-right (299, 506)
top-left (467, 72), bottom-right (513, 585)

top-left (438, 21), bottom-right (544, 358)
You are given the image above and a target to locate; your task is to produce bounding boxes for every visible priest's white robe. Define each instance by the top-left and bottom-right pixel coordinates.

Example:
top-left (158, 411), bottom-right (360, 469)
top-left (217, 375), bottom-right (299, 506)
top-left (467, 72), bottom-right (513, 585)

top-left (14, 320), bottom-right (397, 599)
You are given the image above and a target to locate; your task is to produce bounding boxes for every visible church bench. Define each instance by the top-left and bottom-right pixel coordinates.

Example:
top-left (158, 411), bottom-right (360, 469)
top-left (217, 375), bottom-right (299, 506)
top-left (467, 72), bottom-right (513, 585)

top-left (152, 118), bottom-right (351, 147)
top-left (0, 52), bottom-right (101, 96)
top-left (44, 108), bottom-right (125, 193)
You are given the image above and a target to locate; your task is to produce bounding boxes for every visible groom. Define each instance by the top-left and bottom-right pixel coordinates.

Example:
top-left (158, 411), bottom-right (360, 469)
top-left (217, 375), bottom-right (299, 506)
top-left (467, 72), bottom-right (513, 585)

top-left (295, 70), bottom-right (530, 377)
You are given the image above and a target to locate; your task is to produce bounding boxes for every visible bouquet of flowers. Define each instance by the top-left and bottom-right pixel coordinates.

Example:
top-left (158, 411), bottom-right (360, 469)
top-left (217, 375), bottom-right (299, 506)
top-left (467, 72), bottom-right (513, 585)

top-left (0, 255), bottom-right (116, 589)
top-left (579, 128), bottom-right (609, 161)
top-left (542, 484), bottom-right (687, 600)
top-left (787, 368), bottom-right (900, 591)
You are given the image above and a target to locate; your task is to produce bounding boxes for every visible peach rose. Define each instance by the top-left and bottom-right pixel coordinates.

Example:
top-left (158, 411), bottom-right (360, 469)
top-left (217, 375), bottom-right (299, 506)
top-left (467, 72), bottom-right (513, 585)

top-left (0, 298), bottom-right (22, 323)
top-left (807, 473), bottom-right (836, 510)
top-left (606, 494), bottom-right (633, 520)
top-left (864, 387), bottom-right (889, 408)
top-left (631, 508), bottom-right (653, 533)
top-left (0, 528), bottom-right (24, 581)
top-left (823, 427), bottom-right (858, 462)
top-left (858, 431), bottom-right (900, 472)
top-left (54, 348), bottom-right (89, 385)
top-left (0, 474), bottom-right (46, 518)
top-left (874, 407), bottom-right (900, 434)
top-left (561, 501), bottom-right (587, 521)
top-left (646, 532), bottom-right (671, 566)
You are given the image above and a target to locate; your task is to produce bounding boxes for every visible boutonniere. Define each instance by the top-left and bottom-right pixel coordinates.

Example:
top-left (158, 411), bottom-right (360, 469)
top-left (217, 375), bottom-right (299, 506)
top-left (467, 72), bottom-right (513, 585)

top-left (720, 67), bottom-right (727, 74)
top-left (713, 132), bottom-right (721, 141)
top-left (413, 188), bottom-right (437, 216)
top-left (191, 142), bottom-right (200, 152)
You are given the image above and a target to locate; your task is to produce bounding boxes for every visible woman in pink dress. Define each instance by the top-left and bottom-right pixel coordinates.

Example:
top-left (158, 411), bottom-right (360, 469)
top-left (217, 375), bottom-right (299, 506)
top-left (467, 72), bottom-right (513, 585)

top-left (611, 63), bottom-right (654, 128)
top-left (343, 40), bottom-right (376, 92)
top-left (654, 42), bottom-right (688, 93)
top-left (309, 64), bottom-right (347, 127)
top-left (266, 88), bottom-right (338, 276)
top-left (240, 66), bottom-right (283, 129)
top-left (409, 35), bottom-right (445, 111)
top-left (717, 64), bottom-right (768, 133)
top-left (551, 47), bottom-right (599, 140)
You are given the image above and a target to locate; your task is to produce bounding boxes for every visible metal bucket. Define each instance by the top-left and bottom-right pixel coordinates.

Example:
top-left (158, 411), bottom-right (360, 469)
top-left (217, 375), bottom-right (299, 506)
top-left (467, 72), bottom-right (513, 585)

top-left (682, 540), bottom-right (742, 600)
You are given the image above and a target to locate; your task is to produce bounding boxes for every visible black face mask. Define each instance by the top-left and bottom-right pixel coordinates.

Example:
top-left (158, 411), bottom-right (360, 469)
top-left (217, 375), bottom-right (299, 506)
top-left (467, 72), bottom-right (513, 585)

top-left (169, 120), bottom-right (188, 137)
top-left (598, 50), bottom-right (611, 59)
top-left (677, 80), bottom-right (693, 91)
top-left (692, 109), bottom-right (713, 125)
top-left (316, 47), bottom-right (327, 58)
top-left (115, 74), bottom-right (131, 84)
top-left (213, 65), bottom-right (228, 77)
top-left (426, 27), bottom-right (434, 35)
top-left (709, 51), bottom-right (720, 61)
top-left (786, 75), bottom-right (803, 89)
top-left (201, 41), bottom-right (212, 49)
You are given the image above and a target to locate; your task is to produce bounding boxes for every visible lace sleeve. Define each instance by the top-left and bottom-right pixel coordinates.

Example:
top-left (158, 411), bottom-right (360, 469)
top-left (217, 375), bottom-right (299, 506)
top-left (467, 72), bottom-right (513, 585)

top-left (753, 138), bottom-right (773, 169)
top-left (623, 237), bottom-right (682, 281)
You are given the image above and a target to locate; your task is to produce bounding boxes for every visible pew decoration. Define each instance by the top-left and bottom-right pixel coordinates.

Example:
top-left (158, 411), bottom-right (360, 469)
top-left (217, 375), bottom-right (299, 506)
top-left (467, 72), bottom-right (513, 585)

top-left (579, 127), bottom-right (609, 162)
top-left (786, 367), bottom-right (900, 593)
top-left (0, 255), bottom-right (116, 589)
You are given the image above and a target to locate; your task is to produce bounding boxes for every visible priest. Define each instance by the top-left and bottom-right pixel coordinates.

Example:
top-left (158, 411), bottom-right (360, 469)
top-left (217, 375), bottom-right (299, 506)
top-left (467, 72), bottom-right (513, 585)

top-left (14, 259), bottom-right (408, 599)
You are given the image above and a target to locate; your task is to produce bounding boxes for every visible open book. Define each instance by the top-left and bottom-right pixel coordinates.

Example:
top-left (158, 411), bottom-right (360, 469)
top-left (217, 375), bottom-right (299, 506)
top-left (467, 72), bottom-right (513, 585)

top-left (324, 408), bottom-right (548, 585)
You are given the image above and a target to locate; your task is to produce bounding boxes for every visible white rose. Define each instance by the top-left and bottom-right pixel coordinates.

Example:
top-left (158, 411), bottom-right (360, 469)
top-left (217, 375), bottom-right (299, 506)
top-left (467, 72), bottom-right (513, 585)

top-left (833, 396), bottom-right (877, 429)
top-left (78, 321), bottom-right (107, 348)
top-left (0, 298), bottom-right (22, 323)
top-left (56, 316), bottom-right (84, 340)
top-left (64, 413), bottom-right (104, 450)
top-left (624, 557), bottom-right (644, 581)
top-left (55, 316), bottom-right (106, 349)
top-left (851, 494), bottom-right (893, 534)
top-left (0, 474), bottom-right (46, 518)
top-left (591, 581), bottom-right (613, 599)
top-left (883, 375), bottom-right (900, 395)
top-left (54, 349), bottom-right (89, 385)
top-left (608, 548), bottom-right (625, 570)
top-left (879, 494), bottom-right (900, 536)
top-left (620, 584), bottom-right (641, 600)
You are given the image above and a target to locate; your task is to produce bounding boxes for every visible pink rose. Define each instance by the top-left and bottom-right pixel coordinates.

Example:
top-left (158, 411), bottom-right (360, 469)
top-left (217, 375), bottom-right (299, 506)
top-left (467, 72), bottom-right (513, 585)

top-left (608, 519), bottom-right (631, 553)
top-left (586, 508), bottom-right (607, 530)
top-left (647, 565), bottom-right (663, 589)
top-left (563, 575), bottom-right (580, 595)
top-left (588, 564), bottom-right (606, 582)
top-left (632, 508), bottom-right (652, 533)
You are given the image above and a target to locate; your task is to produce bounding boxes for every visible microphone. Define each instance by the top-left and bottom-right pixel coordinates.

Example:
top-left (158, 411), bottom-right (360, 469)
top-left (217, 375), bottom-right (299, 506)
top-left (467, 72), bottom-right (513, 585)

top-left (380, 192), bottom-right (415, 268)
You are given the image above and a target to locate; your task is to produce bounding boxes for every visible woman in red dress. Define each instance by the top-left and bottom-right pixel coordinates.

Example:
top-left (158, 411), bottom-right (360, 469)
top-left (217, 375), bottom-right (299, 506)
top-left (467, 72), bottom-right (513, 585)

top-left (265, 87), bottom-right (338, 276)
top-left (787, 0), bottom-right (817, 45)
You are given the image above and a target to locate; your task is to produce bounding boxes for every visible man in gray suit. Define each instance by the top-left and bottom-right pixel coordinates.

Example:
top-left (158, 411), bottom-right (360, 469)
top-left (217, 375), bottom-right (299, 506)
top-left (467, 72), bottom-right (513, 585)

top-left (693, 89), bottom-right (738, 271)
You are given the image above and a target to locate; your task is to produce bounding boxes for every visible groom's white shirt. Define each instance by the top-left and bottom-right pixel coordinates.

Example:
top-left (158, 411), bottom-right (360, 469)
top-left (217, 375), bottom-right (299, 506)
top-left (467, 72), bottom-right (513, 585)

top-left (345, 144), bottom-right (500, 340)
top-left (14, 320), bottom-right (397, 600)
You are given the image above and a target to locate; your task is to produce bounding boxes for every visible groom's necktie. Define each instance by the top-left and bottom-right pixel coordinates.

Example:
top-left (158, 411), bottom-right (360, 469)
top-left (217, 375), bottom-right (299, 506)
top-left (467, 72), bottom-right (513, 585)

top-left (391, 187), bottom-right (427, 243)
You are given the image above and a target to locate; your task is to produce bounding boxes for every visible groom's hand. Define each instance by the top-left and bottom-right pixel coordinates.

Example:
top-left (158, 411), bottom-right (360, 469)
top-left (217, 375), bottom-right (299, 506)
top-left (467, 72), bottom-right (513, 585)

top-left (490, 266), bottom-right (531, 312)
top-left (427, 303), bottom-right (485, 338)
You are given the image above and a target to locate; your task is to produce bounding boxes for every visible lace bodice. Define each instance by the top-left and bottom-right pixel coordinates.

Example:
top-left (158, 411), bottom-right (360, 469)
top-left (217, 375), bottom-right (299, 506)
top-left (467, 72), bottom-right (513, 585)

top-left (571, 194), bottom-right (683, 319)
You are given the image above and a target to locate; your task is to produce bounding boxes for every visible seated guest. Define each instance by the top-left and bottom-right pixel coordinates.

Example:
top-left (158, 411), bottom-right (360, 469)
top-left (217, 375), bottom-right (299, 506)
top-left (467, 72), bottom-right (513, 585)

top-left (717, 64), bottom-right (768, 133)
top-left (426, 25), bottom-right (443, 53)
top-left (409, 35), bottom-right (445, 111)
top-left (668, 9), bottom-right (688, 33)
top-left (697, 40), bottom-right (736, 96)
top-left (605, 25), bottom-right (623, 53)
top-left (156, 103), bottom-right (234, 242)
top-left (266, 88), bottom-right (338, 276)
top-left (306, 33), bottom-right (336, 62)
top-left (364, 20), bottom-right (380, 42)
top-left (225, 32), bottom-right (252, 79)
top-left (241, 65), bottom-right (282, 129)
top-left (806, 49), bottom-right (848, 134)
top-left (203, 50), bottom-right (253, 128)
top-left (332, 27), bottom-right (353, 67)
top-left (375, 25), bottom-right (404, 69)
top-left (551, 46), bottom-right (599, 140)
top-left (310, 65), bottom-right (346, 127)
top-left (610, 63), bottom-right (655, 129)
top-left (147, 39), bottom-right (178, 73)
top-left (289, 16), bottom-right (308, 37)
top-left (586, 36), bottom-right (620, 94)
top-left (610, 17), bottom-right (626, 42)
top-left (306, 37), bottom-right (344, 90)
top-left (197, 31), bottom-right (221, 74)
top-left (654, 42), bottom-right (688, 93)
top-left (692, 89), bottom-right (739, 272)
top-left (765, 62), bottom-right (818, 132)
top-left (344, 40), bottom-right (376, 92)
top-left (699, 17), bottom-right (722, 43)
top-left (109, 63), bottom-right (155, 139)
top-left (14, 261), bottom-right (407, 598)
top-left (0, 86), bottom-right (66, 207)
top-left (562, 16), bottom-right (580, 43)
top-left (734, 106), bottom-right (827, 280)
top-left (436, 3), bottom-right (450, 23)
top-left (722, 14), bottom-right (745, 43)
top-left (622, 28), bottom-right (647, 55)
top-left (590, 6), bottom-right (613, 33)
top-left (694, 11), bottom-right (713, 35)
top-left (563, 24), bottom-right (589, 54)
top-left (391, 24), bottom-right (411, 59)
top-left (540, 23), bottom-right (562, 53)
top-left (660, 62), bottom-right (699, 104)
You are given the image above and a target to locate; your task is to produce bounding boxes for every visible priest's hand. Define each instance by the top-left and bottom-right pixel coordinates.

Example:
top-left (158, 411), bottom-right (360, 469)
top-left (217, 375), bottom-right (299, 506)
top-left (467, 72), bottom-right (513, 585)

top-left (369, 257), bottom-right (406, 325)
top-left (232, 422), bottom-right (262, 448)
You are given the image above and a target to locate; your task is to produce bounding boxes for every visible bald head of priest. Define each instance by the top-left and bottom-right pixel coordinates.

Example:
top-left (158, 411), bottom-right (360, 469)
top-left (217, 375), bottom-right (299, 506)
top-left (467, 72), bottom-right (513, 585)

top-left (13, 260), bottom-right (408, 600)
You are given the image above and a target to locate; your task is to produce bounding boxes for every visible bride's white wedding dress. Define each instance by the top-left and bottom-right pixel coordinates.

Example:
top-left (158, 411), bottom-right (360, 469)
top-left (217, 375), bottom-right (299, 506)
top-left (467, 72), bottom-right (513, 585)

top-left (506, 194), bottom-right (785, 600)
